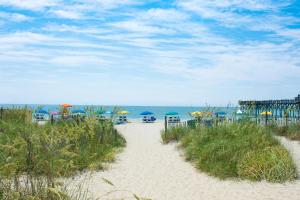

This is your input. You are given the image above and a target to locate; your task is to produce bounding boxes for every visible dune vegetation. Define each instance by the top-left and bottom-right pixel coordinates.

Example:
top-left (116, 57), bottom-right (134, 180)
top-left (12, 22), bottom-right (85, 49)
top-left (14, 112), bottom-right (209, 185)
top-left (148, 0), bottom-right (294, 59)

top-left (0, 108), bottom-right (125, 200)
top-left (161, 121), bottom-right (297, 183)
top-left (269, 123), bottom-right (300, 141)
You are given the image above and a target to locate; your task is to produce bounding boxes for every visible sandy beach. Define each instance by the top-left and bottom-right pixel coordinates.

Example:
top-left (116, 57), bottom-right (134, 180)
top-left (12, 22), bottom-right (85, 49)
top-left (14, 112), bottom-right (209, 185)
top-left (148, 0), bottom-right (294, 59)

top-left (75, 121), bottom-right (300, 200)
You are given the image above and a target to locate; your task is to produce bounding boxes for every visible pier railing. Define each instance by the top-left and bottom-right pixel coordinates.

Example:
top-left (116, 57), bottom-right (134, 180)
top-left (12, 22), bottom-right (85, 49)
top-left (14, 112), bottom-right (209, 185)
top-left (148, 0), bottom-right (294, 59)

top-left (238, 93), bottom-right (300, 125)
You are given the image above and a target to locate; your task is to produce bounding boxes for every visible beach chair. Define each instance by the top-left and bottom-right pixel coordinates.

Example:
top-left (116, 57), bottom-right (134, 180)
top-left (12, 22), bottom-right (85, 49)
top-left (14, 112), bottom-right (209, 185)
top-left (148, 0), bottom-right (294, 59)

top-left (142, 116), bottom-right (148, 123)
top-left (167, 116), bottom-right (181, 128)
top-left (118, 116), bottom-right (123, 123)
top-left (150, 116), bottom-right (156, 122)
top-left (117, 115), bottom-right (128, 124)
top-left (34, 113), bottom-right (45, 121)
top-left (142, 115), bottom-right (155, 123)
top-left (140, 111), bottom-right (155, 123)
top-left (165, 112), bottom-right (180, 129)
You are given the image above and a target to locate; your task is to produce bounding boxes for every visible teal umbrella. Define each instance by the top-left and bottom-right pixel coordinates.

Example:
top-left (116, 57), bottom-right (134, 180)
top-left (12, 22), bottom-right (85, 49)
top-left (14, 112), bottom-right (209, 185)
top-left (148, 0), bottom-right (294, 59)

top-left (72, 109), bottom-right (85, 114)
top-left (165, 112), bottom-right (178, 116)
top-left (215, 111), bottom-right (226, 117)
top-left (96, 110), bottom-right (105, 115)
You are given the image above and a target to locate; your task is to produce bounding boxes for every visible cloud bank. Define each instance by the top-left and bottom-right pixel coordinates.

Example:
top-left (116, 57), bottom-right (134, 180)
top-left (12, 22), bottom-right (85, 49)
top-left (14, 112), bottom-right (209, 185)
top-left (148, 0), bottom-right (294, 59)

top-left (0, 0), bottom-right (299, 105)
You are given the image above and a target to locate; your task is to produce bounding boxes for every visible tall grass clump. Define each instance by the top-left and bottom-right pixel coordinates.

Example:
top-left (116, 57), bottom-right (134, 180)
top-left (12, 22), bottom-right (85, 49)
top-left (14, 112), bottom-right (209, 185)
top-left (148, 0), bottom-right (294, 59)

top-left (161, 126), bottom-right (189, 144)
top-left (162, 122), bottom-right (297, 182)
top-left (269, 123), bottom-right (300, 141)
top-left (0, 108), bottom-right (125, 200)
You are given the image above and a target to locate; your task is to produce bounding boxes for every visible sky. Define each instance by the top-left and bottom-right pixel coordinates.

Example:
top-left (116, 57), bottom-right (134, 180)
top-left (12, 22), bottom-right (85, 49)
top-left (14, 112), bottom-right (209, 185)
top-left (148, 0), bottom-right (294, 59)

top-left (0, 0), bottom-right (300, 106)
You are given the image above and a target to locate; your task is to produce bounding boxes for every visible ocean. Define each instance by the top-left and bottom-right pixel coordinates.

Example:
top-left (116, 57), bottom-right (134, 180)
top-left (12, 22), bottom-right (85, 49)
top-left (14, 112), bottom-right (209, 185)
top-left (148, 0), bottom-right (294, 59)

top-left (0, 104), bottom-right (237, 120)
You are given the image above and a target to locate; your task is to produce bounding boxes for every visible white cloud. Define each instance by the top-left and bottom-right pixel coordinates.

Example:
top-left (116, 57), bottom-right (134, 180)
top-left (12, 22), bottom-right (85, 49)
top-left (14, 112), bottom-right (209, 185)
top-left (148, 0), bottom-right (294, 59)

top-left (0, 0), bottom-right (142, 20)
top-left (3, 29), bottom-right (298, 91)
top-left (276, 28), bottom-right (300, 41)
top-left (0, 0), bottom-right (60, 10)
top-left (142, 8), bottom-right (189, 22)
top-left (176, 0), bottom-right (300, 44)
top-left (142, 39), bottom-right (300, 88)
top-left (0, 1), bottom-right (300, 105)
top-left (0, 12), bottom-right (32, 22)
top-left (177, 0), bottom-right (290, 11)
top-left (51, 10), bottom-right (83, 19)
top-left (50, 55), bottom-right (107, 66)
top-left (43, 24), bottom-right (110, 35)
top-left (177, 0), bottom-right (294, 28)
top-left (78, 0), bottom-right (141, 9)
top-left (0, 32), bottom-right (62, 47)
top-left (110, 20), bottom-right (176, 35)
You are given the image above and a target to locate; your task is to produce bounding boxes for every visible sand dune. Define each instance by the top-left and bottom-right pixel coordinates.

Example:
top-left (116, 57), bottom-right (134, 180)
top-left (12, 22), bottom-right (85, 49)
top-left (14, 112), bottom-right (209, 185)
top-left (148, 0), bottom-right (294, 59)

top-left (77, 121), bottom-right (300, 200)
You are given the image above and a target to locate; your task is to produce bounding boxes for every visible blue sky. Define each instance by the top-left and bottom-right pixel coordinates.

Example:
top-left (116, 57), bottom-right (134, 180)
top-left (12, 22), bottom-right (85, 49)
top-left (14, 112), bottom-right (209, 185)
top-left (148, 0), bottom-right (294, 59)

top-left (0, 0), bottom-right (300, 106)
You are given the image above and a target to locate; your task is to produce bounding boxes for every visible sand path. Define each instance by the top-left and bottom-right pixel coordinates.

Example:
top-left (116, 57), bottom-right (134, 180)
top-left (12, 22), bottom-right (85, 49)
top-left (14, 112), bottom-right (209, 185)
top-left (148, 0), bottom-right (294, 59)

top-left (81, 121), bottom-right (300, 200)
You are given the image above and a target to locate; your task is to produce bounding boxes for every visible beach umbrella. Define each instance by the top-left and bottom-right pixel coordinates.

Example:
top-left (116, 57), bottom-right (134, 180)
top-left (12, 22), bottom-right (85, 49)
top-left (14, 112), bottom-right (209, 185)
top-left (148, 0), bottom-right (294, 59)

top-left (49, 111), bottom-right (59, 115)
top-left (190, 111), bottom-right (202, 117)
top-left (206, 112), bottom-right (213, 116)
top-left (72, 109), bottom-right (85, 114)
top-left (236, 109), bottom-right (243, 115)
top-left (261, 111), bottom-right (272, 116)
top-left (96, 110), bottom-right (104, 115)
top-left (96, 108), bottom-right (105, 115)
top-left (166, 111), bottom-right (179, 116)
top-left (190, 111), bottom-right (201, 117)
top-left (191, 111), bottom-right (212, 117)
top-left (215, 111), bottom-right (226, 116)
top-left (61, 103), bottom-right (72, 108)
top-left (35, 109), bottom-right (48, 114)
top-left (140, 111), bottom-right (154, 115)
top-left (202, 112), bottom-right (212, 117)
top-left (105, 111), bottom-right (114, 115)
top-left (118, 110), bottom-right (129, 115)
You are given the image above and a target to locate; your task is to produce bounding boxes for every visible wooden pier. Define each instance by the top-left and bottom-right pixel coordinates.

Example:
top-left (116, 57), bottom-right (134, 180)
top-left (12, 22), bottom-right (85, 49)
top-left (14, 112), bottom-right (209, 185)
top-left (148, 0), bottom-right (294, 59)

top-left (239, 94), bottom-right (300, 125)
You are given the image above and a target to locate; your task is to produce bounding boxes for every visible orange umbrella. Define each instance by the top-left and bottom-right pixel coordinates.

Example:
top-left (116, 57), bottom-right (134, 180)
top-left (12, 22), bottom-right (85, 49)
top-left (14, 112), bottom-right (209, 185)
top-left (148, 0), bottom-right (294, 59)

top-left (61, 103), bottom-right (72, 108)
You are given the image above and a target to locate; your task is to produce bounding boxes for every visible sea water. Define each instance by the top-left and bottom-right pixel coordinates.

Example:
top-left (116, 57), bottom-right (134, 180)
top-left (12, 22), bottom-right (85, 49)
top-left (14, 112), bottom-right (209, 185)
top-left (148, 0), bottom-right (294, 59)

top-left (0, 104), bottom-right (237, 120)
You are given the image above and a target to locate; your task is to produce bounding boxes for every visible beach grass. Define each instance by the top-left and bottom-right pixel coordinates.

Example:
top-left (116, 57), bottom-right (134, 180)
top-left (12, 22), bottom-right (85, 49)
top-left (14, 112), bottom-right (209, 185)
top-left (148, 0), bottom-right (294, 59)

top-left (0, 108), bottom-right (125, 200)
top-left (161, 121), bottom-right (297, 182)
top-left (269, 123), bottom-right (300, 141)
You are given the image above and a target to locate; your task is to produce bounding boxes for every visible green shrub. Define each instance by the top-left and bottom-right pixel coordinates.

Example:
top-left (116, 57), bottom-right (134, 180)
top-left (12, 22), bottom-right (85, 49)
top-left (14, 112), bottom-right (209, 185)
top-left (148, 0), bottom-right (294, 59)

top-left (162, 122), bottom-right (297, 182)
top-left (0, 108), bottom-right (126, 199)
top-left (238, 146), bottom-right (297, 182)
top-left (161, 126), bottom-right (189, 144)
top-left (0, 107), bottom-right (32, 124)
top-left (270, 124), bottom-right (300, 141)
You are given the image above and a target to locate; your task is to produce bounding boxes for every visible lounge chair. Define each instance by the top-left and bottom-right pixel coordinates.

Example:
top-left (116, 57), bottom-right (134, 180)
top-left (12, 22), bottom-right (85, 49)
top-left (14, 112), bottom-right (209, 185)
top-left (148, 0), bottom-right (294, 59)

top-left (34, 113), bottom-right (45, 121)
top-left (151, 116), bottom-right (156, 122)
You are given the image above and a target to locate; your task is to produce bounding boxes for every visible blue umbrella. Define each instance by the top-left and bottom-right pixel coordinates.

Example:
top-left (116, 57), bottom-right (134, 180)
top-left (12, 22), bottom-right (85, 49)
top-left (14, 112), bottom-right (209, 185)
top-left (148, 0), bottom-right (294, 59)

top-left (72, 109), bottom-right (85, 114)
top-left (140, 111), bottom-right (154, 115)
top-left (166, 112), bottom-right (179, 116)
top-left (35, 109), bottom-right (48, 114)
